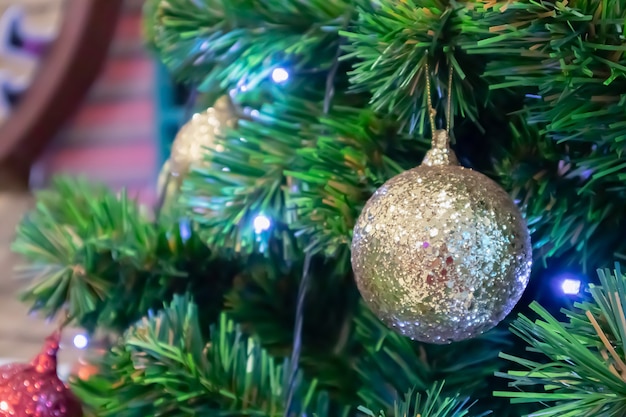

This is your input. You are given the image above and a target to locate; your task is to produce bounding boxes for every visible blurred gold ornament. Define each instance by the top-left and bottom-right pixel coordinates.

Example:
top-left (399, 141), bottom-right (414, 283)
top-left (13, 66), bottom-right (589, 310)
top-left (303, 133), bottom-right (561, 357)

top-left (170, 95), bottom-right (236, 178)
top-left (351, 130), bottom-right (531, 344)
top-left (158, 96), bottom-right (236, 205)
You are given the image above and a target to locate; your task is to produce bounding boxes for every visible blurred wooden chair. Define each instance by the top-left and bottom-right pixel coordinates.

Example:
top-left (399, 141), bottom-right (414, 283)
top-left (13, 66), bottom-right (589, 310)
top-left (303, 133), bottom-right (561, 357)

top-left (0, 0), bottom-right (123, 189)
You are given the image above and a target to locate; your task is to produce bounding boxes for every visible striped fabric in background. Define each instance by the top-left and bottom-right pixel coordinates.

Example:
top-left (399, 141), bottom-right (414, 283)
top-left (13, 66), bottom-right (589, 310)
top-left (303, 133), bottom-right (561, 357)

top-left (32, 0), bottom-right (157, 206)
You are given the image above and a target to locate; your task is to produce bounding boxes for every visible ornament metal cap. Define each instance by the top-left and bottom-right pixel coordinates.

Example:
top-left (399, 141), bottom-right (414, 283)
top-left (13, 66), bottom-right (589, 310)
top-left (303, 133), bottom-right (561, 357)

top-left (32, 331), bottom-right (61, 374)
top-left (422, 130), bottom-right (458, 167)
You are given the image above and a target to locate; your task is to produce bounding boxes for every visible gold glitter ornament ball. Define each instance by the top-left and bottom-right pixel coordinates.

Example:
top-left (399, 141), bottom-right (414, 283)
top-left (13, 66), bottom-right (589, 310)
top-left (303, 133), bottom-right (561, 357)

top-left (351, 130), bottom-right (531, 344)
top-left (169, 95), bottom-right (236, 179)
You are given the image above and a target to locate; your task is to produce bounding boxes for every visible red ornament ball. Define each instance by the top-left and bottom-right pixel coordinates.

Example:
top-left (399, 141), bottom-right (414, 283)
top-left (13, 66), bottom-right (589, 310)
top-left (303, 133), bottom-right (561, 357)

top-left (0, 332), bottom-right (83, 417)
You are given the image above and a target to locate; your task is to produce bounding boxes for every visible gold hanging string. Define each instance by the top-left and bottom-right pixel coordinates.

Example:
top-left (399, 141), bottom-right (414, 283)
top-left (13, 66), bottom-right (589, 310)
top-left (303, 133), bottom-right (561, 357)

top-left (424, 57), bottom-right (454, 135)
top-left (422, 55), bottom-right (459, 167)
top-left (446, 62), bottom-right (453, 134)
top-left (424, 58), bottom-right (437, 139)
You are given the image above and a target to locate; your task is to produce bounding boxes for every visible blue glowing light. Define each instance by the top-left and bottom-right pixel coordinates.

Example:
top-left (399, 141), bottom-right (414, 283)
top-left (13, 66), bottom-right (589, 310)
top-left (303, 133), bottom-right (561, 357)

top-left (253, 215), bottom-right (271, 233)
top-left (73, 334), bottom-right (89, 349)
top-left (271, 67), bottom-right (289, 83)
top-left (179, 219), bottom-right (192, 242)
top-left (561, 278), bottom-right (581, 295)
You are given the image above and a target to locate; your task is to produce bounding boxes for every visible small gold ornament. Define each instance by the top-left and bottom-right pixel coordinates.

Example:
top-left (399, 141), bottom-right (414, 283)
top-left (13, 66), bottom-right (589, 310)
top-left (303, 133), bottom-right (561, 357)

top-left (169, 95), bottom-right (236, 178)
top-left (156, 96), bottom-right (236, 210)
top-left (158, 96), bottom-right (236, 206)
top-left (351, 129), bottom-right (532, 344)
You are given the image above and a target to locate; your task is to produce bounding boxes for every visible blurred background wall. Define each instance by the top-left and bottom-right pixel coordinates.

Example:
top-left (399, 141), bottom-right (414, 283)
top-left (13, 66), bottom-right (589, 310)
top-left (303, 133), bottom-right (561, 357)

top-left (32, 0), bottom-right (156, 204)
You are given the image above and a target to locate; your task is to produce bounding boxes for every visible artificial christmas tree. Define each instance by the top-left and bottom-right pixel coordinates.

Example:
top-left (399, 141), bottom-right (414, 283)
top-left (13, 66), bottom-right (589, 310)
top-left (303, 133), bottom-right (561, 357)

top-left (9, 0), bottom-right (626, 416)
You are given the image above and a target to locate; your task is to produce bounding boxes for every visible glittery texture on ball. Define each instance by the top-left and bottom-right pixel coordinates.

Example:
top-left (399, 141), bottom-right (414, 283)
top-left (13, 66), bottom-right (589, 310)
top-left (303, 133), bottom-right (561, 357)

top-left (170, 95), bottom-right (236, 178)
top-left (0, 332), bottom-right (83, 417)
top-left (351, 133), bottom-right (531, 344)
top-left (422, 130), bottom-right (458, 167)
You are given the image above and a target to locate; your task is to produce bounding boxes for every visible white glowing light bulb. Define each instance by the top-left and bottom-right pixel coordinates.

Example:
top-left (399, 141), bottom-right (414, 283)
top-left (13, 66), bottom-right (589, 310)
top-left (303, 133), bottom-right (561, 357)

top-left (561, 278), bottom-right (581, 295)
top-left (73, 334), bottom-right (89, 349)
top-left (253, 214), bottom-right (271, 233)
top-left (271, 67), bottom-right (289, 83)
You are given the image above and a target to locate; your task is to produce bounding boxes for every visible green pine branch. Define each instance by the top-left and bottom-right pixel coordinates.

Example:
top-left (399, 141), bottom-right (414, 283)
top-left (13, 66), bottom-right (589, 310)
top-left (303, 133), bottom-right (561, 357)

top-left (496, 265), bottom-right (626, 416)
top-left (353, 303), bottom-right (519, 416)
top-left (73, 295), bottom-right (333, 416)
top-left (12, 177), bottom-right (236, 332)
top-left (342, 0), bottom-right (489, 134)
top-left (288, 107), bottom-right (427, 258)
top-left (145, 0), bottom-right (353, 92)
top-left (180, 95), bottom-right (318, 255)
top-left (493, 120), bottom-right (626, 271)
top-left (180, 95), bottom-right (424, 258)
top-left (74, 296), bottom-right (489, 417)
top-left (224, 255), bottom-right (362, 403)
top-left (359, 382), bottom-right (480, 417)
top-left (12, 177), bottom-right (166, 328)
top-left (471, 0), bottom-right (626, 144)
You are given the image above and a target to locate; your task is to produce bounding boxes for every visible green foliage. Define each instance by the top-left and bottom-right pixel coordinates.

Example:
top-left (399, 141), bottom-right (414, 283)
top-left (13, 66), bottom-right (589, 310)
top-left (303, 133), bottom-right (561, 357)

top-left (148, 0), bottom-right (626, 274)
top-left (12, 177), bottom-right (237, 332)
top-left (146, 0), bottom-right (353, 92)
top-left (181, 95), bottom-right (425, 258)
top-left (13, 178), bottom-right (516, 416)
top-left (473, 0), bottom-right (626, 143)
top-left (289, 107), bottom-right (426, 257)
top-left (472, 0), bottom-right (626, 269)
top-left (181, 94), bottom-right (314, 255)
top-left (74, 296), bottom-right (495, 417)
top-left (13, 177), bottom-right (165, 329)
top-left (225, 259), bottom-right (528, 414)
top-left (497, 266), bottom-right (626, 416)
top-left (493, 121), bottom-right (626, 271)
top-left (354, 304), bottom-right (516, 416)
top-left (73, 296), bottom-right (333, 416)
top-left (141, 0), bottom-right (159, 50)
top-left (225, 255), bottom-right (361, 403)
top-left (342, 0), bottom-right (487, 134)
top-left (358, 382), bottom-right (479, 417)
